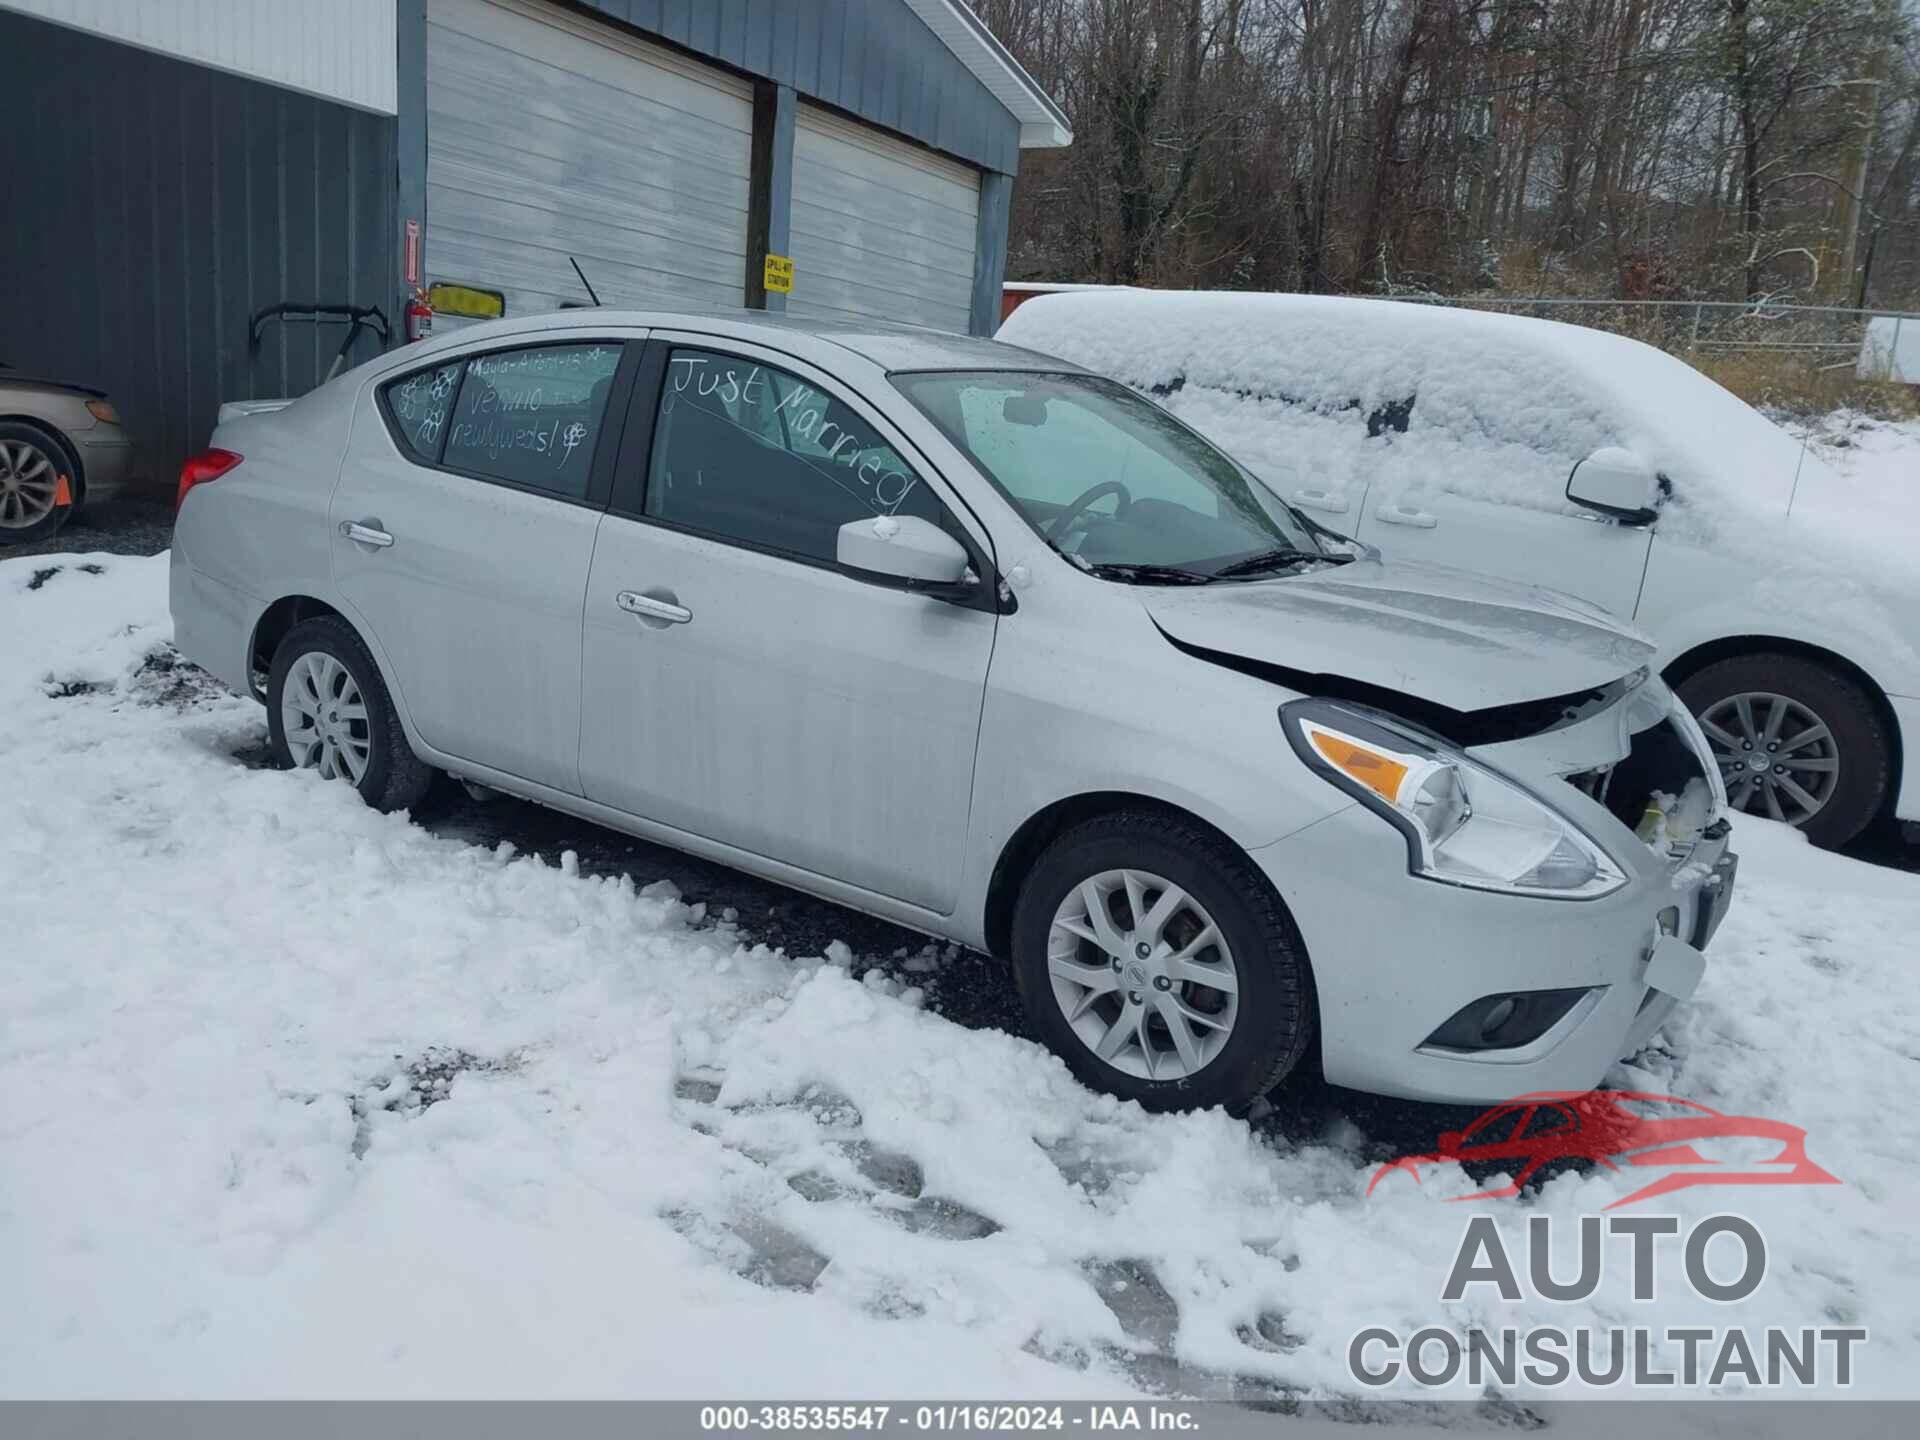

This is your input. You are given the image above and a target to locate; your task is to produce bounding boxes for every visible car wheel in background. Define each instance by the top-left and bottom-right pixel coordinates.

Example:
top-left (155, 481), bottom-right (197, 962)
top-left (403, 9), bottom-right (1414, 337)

top-left (0, 420), bottom-right (77, 545)
top-left (1011, 810), bottom-right (1314, 1114)
top-left (1677, 653), bottom-right (1891, 849)
top-left (267, 617), bottom-right (435, 813)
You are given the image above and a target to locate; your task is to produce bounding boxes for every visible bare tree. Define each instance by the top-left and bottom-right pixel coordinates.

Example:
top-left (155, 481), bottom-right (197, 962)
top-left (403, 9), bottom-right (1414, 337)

top-left (980, 0), bottom-right (1920, 307)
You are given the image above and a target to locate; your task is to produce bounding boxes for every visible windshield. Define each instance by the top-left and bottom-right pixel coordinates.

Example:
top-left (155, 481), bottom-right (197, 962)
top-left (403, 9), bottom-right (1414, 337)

top-left (893, 370), bottom-right (1327, 581)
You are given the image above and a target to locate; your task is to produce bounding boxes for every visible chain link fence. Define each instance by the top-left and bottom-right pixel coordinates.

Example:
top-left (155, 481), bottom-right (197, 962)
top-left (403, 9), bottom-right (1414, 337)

top-left (1405, 295), bottom-right (1917, 378)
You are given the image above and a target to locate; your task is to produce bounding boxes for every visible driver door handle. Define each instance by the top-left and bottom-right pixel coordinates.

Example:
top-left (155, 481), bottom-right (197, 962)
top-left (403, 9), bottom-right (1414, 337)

top-left (616, 590), bottom-right (692, 625)
top-left (1292, 487), bottom-right (1350, 515)
top-left (339, 519), bottom-right (394, 548)
top-left (1377, 503), bottom-right (1438, 529)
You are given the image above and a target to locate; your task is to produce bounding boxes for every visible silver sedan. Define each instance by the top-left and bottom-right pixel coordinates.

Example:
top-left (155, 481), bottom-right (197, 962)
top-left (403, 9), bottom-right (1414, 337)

top-left (169, 310), bottom-right (1737, 1112)
top-left (0, 366), bottom-right (137, 542)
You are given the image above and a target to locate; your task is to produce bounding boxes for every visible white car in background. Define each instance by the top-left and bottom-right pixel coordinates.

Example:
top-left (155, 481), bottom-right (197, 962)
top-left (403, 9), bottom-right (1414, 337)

top-left (1001, 291), bottom-right (1920, 849)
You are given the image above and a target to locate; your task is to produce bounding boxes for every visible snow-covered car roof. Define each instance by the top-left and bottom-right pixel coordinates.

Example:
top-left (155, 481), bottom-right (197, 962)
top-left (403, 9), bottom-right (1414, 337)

top-left (998, 289), bottom-right (1832, 535)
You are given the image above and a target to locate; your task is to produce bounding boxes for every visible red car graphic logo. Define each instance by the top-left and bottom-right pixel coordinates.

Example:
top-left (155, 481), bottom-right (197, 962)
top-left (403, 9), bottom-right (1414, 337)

top-left (1366, 1090), bottom-right (1841, 1210)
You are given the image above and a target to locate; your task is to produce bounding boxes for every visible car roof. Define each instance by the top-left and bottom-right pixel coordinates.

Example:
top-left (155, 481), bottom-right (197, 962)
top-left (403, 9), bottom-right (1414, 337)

top-left (407, 306), bottom-right (1085, 376)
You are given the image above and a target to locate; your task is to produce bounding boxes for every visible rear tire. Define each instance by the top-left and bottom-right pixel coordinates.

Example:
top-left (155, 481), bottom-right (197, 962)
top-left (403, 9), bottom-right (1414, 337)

top-left (0, 419), bottom-right (78, 545)
top-left (1676, 652), bottom-right (1890, 849)
top-left (267, 617), bottom-right (434, 813)
top-left (1011, 810), bottom-right (1314, 1114)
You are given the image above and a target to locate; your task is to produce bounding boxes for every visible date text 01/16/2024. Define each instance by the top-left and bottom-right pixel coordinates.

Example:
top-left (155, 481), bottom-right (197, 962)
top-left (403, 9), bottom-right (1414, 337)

top-left (699, 1405), bottom-right (1201, 1432)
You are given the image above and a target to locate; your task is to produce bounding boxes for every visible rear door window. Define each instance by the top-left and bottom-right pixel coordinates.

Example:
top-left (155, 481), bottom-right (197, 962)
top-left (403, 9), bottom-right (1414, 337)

top-left (439, 343), bottom-right (624, 501)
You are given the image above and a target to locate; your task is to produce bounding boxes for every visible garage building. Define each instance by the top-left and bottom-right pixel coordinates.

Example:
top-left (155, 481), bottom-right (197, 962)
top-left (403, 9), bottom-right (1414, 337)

top-left (0, 0), bottom-right (1068, 485)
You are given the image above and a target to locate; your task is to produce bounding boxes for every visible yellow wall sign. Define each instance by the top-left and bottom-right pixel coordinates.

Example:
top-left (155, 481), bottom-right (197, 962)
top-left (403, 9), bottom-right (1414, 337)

top-left (763, 253), bottom-right (795, 295)
top-left (427, 281), bottom-right (506, 320)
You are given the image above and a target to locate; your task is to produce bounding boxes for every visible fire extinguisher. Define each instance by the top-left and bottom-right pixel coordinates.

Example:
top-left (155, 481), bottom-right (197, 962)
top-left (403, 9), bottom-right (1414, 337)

top-left (404, 286), bottom-right (433, 343)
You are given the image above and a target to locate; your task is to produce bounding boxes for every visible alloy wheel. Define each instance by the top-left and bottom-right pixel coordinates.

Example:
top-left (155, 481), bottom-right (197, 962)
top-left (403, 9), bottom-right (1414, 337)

top-left (0, 438), bottom-right (60, 529)
top-left (1047, 868), bottom-right (1240, 1081)
top-left (1697, 691), bottom-right (1840, 826)
top-left (280, 651), bottom-right (372, 785)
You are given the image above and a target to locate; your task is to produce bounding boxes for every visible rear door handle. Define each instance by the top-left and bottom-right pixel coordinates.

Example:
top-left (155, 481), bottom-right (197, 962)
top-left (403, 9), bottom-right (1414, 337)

top-left (1376, 503), bottom-right (1438, 529)
top-left (1291, 487), bottom-right (1350, 515)
top-left (339, 519), bottom-right (394, 548)
top-left (616, 589), bottom-right (692, 625)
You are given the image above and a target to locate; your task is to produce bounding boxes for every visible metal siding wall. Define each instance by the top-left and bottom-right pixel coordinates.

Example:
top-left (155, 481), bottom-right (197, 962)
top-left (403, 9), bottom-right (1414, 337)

top-left (0, 0), bottom-right (398, 113)
top-left (0, 10), bottom-right (395, 488)
top-left (426, 0), bottom-right (754, 316)
top-left (786, 105), bottom-right (978, 333)
top-left (576, 0), bottom-right (1019, 175)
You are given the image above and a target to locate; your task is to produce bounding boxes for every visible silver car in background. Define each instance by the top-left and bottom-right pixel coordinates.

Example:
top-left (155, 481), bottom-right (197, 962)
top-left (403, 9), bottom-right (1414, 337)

top-left (0, 365), bottom-right (137, 543)
top-left (170, 310), bottom-right (1737, 1112)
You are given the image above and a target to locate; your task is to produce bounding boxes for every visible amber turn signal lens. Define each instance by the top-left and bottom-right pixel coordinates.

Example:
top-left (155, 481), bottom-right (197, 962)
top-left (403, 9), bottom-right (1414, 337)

top-left (1307, 730), bottom-right (1410, 805)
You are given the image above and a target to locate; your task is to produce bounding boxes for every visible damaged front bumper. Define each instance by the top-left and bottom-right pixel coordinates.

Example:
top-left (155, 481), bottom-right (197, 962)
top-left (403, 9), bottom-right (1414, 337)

top-left (1255, 809), bottom-right (1736, 1103)
top-left (1255, 676), bottom-right (1739, 1105)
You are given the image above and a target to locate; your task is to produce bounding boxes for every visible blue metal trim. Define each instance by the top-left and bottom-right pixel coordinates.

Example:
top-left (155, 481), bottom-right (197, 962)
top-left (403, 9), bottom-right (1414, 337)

top-left (970, 170), bottom-right (1011, 337)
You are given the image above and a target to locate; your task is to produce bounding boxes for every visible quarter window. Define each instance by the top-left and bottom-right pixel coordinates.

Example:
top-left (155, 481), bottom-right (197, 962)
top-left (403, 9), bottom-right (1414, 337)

top-left (439, 343), bottom-right (624, 500)
top-left (382, 361), bottom-right (463, 460)
top-left (644, 348), bottom-right (946, 563)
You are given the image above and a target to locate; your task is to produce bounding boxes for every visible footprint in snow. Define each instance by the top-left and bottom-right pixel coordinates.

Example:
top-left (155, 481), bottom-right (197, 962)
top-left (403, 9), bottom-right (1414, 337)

top-left (676, 1072), bottom-right (999, 1240)
top-left (669, 1069), bottom-right (1302, 1403)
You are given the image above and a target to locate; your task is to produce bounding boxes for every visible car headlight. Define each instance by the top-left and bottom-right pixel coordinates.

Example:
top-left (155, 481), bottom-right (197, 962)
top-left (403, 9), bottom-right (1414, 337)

top-left (1281, 699), bottom-right (1627, 900)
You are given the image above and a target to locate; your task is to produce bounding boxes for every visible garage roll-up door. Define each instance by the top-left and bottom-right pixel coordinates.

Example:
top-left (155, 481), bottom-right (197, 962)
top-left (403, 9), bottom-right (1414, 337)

top-left (787, 105), bottom-right (981, 334)
top-left (426, 0), bottom-right (752, 318)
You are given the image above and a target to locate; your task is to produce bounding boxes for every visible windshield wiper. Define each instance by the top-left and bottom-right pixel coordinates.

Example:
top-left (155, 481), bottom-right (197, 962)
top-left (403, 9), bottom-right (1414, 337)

top-left (1081, 561), bottom-right (1217, 586)
top-left (1211, 547), bottom-right (1352, 580)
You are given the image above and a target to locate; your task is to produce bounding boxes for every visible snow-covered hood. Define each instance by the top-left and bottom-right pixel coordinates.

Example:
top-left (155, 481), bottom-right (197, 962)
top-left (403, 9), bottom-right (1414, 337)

top-left (1144, 557), bottom-right (1656, 712)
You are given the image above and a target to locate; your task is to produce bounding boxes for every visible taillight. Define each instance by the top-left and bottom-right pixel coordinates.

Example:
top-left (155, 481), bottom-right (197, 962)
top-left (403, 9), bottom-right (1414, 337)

top-left (177, 448), bottom-right (243, 510)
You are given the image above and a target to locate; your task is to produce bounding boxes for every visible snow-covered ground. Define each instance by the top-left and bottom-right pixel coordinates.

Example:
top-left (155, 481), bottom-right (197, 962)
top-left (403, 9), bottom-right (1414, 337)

top-left (4, 550), bottom-right (1919, 1404)
top-left (1793, 408), bottom-right (1920, 528)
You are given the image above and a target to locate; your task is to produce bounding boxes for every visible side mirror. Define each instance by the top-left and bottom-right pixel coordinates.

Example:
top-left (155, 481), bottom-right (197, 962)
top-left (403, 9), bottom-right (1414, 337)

top-left (836, 514), bottom-right (976, 599)
top-left (1566, 447), bottom-right (1660, 524)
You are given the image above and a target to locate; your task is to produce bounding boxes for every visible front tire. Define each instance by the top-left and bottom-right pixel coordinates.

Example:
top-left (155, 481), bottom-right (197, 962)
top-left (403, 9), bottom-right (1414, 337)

top-left (1677, 653), bottom-right (1891, 849)
top-left (267, 617), bottom-right (434, 812)
top-left (1011, 810), bottom-right (1314, 1114)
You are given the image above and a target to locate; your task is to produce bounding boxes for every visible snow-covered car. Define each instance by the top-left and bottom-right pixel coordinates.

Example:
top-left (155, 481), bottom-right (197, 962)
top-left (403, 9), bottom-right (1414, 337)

top-left (999, 291), bottom-right (1920, 850)
top-left (0, 364), bottom-right (137, 543)
top-left (170, 309), bottom-right (1737, 1112)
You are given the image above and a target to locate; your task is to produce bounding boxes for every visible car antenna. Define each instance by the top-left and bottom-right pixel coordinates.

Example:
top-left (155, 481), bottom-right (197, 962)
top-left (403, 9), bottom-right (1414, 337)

top-left (569, 256), bottom-right (602, 307)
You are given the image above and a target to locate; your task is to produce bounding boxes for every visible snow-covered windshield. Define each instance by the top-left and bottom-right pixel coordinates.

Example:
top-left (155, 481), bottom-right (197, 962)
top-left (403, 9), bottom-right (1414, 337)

top-left (894, 369), bottom-right (1324, 581)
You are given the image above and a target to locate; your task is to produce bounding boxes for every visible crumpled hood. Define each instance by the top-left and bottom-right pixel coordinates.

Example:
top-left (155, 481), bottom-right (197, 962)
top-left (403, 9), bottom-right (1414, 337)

top-left (1143, 557), bottom-right (1656, 712)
